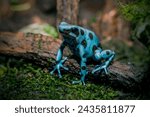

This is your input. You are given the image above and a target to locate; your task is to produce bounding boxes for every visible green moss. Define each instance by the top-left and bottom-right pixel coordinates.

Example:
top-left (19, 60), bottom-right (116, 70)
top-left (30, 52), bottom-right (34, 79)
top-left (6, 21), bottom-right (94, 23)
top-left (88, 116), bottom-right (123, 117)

top-left (118, 0), bottom-right (150, 50)
top-left (0, 58), bottom-right (118, 100)
top-left (119, 0), bottom-right (150, 22)
top-left (0, 65), bottom-right (7, 77)
top-left (43, 25), bottom-right (58, 39)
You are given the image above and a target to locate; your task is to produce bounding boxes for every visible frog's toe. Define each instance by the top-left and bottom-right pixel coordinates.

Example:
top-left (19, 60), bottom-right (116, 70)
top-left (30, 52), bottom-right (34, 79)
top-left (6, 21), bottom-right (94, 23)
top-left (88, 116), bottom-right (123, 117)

top-left (72, 80), bottom-right (81, 85)
top-left (61, 65), bottom-right (69, 71)
top-left (72, 80), bottom-right (85, 85)
top-left (104, 67), bottom-right (108, 74)
top-left (58, 74), bottom-right (62, 78)
top-left (92, 66), bottom-right (102, 74)
top-left (57, 68), bottom-right (62, 78)
top-left (91, 70), bottom-right (95, 74)
top-left (50, 67), bottom-right (56, 75)
top-left (50, 71), bottom-right (54, 75)
top-left (82, 81), bottom-right (86, 86)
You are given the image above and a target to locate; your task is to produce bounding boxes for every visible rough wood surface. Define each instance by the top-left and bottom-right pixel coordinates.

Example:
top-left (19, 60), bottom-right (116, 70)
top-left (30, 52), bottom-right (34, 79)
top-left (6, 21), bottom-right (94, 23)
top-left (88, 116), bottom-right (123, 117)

top-left (0, 32), bottom-right (142, 91)
top-left (56, 0), bottom-right (80, 25)
top-left (0, 32), bottom-right (61, 65)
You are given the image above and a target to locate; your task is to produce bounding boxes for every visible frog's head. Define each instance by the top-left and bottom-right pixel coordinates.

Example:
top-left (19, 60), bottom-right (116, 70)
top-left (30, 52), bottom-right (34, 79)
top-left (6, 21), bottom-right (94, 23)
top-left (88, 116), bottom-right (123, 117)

top-left (58, 22), bottom-right (80, 39)
top-left (95, 49), bottom-right (115, 61)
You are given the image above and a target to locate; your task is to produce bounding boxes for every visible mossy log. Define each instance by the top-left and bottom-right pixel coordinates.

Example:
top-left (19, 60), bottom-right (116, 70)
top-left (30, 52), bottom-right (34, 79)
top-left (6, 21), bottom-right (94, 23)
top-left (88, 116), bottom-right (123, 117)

top-left (0, 32), bottom-right (143, 91)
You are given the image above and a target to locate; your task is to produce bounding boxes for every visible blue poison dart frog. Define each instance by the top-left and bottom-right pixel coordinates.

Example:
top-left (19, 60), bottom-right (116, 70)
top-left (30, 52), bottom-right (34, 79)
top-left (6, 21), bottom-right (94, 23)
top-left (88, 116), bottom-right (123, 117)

top-left (50, 22), bottom-right (115, 85)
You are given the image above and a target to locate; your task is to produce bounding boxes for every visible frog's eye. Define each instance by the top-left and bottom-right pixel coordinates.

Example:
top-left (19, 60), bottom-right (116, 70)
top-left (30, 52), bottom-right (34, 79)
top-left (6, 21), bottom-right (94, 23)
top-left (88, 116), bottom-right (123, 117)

top-left (71, 28), bottom-right (79, 36)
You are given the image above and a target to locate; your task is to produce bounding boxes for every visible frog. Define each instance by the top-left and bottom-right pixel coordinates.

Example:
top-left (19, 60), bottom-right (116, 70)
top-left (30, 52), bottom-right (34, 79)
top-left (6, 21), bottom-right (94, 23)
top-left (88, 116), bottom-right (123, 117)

top-left (50, 22), bottom-right (115, 85)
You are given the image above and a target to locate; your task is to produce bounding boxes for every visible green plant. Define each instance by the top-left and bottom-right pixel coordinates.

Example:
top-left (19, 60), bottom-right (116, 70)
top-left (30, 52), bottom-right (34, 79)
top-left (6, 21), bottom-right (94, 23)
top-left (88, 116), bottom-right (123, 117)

top-left (119, 0), bottom-right (150, 50)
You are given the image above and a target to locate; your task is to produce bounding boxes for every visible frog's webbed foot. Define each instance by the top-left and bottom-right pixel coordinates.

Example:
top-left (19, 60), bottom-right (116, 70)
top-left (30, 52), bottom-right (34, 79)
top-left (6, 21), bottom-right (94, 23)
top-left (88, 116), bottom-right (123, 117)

top-left (92, 52), bottom-right (115, 75)
top-left (92, 63), bottom-right (108, 75)
top-left (50, 57), bottom-right (69, 78)
top-left (72, 70), bottom-right (88, 86)
top-left (72, 80), bottom-right (85, 85)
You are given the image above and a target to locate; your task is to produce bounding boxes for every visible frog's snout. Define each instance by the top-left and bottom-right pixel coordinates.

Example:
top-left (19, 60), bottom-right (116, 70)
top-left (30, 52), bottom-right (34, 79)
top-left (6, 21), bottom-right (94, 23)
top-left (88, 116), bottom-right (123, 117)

top-left (58, 22), bottom-right (71, 33)
top-left (58, 22), bottom-right (77, 38)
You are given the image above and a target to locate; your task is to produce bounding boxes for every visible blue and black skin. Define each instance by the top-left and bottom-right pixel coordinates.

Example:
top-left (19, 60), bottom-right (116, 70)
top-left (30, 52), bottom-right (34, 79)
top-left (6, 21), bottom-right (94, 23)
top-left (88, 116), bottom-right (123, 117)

top-left (50, 22), bottom-right (115, 85)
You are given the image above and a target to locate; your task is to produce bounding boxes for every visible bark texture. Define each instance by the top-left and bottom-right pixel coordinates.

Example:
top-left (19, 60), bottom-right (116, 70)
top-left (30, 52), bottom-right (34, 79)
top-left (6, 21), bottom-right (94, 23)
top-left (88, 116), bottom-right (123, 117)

top-left (56, 0), bottom-right (80, 25)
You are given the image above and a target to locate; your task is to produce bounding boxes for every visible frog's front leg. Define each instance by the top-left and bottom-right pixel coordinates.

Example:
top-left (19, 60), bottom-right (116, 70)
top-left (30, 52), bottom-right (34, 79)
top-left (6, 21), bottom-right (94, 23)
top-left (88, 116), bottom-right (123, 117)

top-left (92, 50), bottom-right (115, 74)
top-left (50, 41), bottom-right (68, 78)
top-left (72, 45), bottom-right (87, 85)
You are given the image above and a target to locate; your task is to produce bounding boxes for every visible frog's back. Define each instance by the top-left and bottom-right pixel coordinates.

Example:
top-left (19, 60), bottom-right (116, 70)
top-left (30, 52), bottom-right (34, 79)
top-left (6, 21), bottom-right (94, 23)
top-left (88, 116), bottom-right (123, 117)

top-left (76, 27), bottom-right (101, 58)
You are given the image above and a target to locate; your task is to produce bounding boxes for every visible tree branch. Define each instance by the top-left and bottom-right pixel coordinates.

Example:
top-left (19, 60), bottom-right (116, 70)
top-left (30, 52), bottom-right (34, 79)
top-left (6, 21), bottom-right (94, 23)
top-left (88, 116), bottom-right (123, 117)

top-left (0, 32), bottom-right (143, 91)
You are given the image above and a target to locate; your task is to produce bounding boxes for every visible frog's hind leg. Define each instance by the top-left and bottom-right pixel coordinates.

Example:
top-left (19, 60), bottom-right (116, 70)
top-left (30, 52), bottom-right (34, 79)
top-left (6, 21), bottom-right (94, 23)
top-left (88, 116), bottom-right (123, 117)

top-left (72, 45), bottom-right (87, 85)
top-left (92, 50), bottom-right (115, 74)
